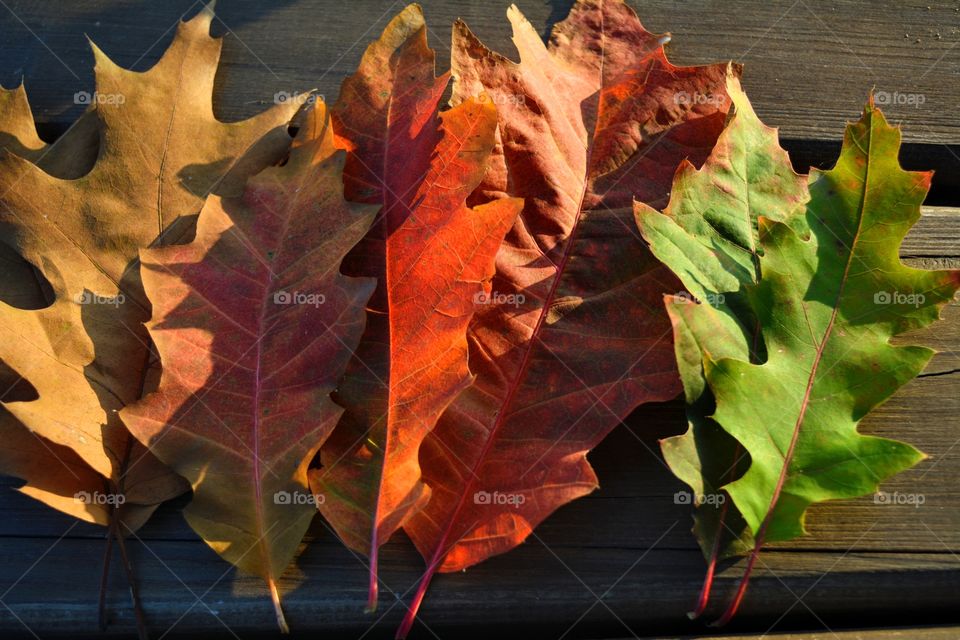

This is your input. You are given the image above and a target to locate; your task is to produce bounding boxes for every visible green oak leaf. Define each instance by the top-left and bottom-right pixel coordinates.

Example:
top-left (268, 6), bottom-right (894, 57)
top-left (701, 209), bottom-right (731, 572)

top-left (713, 100), bottom-right (959, 538)
top-left (634, 73), bottom-right (809, 592)
top-left (705, 100), bottom-right (959, 623)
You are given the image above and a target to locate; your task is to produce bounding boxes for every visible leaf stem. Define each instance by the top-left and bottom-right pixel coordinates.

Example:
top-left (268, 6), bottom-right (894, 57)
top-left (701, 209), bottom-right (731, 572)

top-left (366, 550), bottom-right (379, 613)
top-left (395, 564), bottom-right (433, 640)
top-left (709, 546), bottom-right (759, 627)
top-left (689, 546), bottom-right (717, 619)
top-left (692, 438), bottom-right (745, 618)
top-left (268, 578), bottom-right (290, 634)
top-left (98, 513), bottom-right (115, 631)
top-left (113, 519), bottom-right (149, 640)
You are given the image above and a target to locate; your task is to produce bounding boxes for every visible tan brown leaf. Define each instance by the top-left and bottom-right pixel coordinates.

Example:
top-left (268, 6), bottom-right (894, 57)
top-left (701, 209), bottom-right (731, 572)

top-left (0, 84), bottom-right (98, 309)
top-left (0, 4), bottom-right (300, 527)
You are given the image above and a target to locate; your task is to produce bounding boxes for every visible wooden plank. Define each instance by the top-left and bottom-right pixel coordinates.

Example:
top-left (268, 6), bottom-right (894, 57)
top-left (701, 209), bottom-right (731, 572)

top-left (786, 140), bottom-right (960, 206)
top-left (0, 535), bottom-right (958, 639)
top-left (2, 0), bottom-right (959, 147)
top-left (907, 207), bottom-right (960, 257)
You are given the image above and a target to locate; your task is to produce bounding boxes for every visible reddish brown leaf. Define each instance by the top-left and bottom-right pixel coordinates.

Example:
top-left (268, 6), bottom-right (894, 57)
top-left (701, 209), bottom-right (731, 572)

top-left (308, 4), bottom-right (522, 610)
top-left (400, 1), bottom-right (735, 634)
top-left (120, 103), bottom-right (376, 631)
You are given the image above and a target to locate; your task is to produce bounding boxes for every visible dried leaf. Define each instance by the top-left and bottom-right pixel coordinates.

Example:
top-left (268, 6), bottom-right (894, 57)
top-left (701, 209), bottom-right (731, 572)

top-left (0, 84), bottom-right (97, 311)
top-left (309, 4), bottom-right (522, 609)
top-left (0, 360), bottom-right (129, 525)
top-left (400, 1), bottom-right (733, 633)
top-left (121, 103), bottom-right (375, 631)
top-left (0, 87), bottom-right (109, 522)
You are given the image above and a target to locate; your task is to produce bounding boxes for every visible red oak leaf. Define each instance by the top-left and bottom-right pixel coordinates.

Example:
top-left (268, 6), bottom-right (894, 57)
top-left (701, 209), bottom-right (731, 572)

top-left (399, 1), bottom-right (736, 634)
top-left (308, 4), bottom-right (522, 611)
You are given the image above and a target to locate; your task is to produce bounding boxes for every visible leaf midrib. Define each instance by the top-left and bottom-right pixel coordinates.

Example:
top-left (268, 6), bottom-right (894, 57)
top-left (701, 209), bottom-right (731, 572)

top-left (420, 3), bottom-right (614, 571)
top-left (753, 115), bottom-right (873, 541)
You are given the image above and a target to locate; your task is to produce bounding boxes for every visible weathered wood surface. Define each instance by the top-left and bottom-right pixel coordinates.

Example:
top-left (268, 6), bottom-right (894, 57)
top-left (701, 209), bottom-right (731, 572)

top-left (4, 0), bottom-right (960, 195)
top-left (2, 0), bottom-right (958, 143)
top-left (1, 1), bottom-right (959, 639)
top-left (908, 207), bottom-right (960, 257)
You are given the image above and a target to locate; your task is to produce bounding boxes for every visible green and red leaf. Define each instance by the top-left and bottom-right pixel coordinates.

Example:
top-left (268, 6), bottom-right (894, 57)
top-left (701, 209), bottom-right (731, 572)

top-left (650, 99), bottom-right (960, 624)
top-left (635, 73), bottom-right (809, 616)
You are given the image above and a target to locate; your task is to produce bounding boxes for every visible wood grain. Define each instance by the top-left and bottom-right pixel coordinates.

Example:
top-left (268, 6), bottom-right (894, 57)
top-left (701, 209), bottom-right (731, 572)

top-left (1, 0), bottom-right (958, 145)
top-left (906, 207), bottom-right (960, 257)
top-left (0, 534), bottom-right (958, 639)
top-left (4, 0), bottom-right (959, 195)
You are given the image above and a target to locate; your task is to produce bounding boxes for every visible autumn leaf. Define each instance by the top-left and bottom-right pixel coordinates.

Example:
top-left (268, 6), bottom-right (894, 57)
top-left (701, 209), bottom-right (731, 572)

top-left (0, 86), bottom-right (119, 527)
top-left (308, 4), bottom-right (522, 612)
top-left (0, 83), bottom-right (98, 178)
top-left (0, 417), bottom-right (109, 518)
top-left (400, 1), bottom-right (733, 634)
top-left (0, 362), bottom-right (131, 527)
top-left (693, 102), bottom-right (958, 624)
top-left (634, 73), bottom-right (809, 617)
top-left (0, 83), bottom-right (97, 311)
top-left (120, 102), bottom-right (376, 632)
top-left (0, 3), bottom-right (299, 530)
top-left (0, 84), bottom-right (181, 531)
